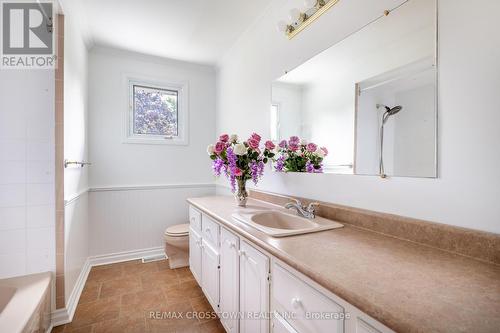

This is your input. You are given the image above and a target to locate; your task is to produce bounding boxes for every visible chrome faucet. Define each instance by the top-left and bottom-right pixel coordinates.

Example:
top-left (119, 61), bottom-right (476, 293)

top-left (284, 199), bottom-right (319, 219)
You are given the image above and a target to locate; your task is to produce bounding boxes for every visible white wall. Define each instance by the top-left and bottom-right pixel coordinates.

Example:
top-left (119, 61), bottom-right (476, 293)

top-left (216, 0), bottom-right (500, 234)
top-left (88, 47), bottom-right (216, 255)
top-left (0, 69), bottom-right (56, 278)
top-left (393, 83), bottom-right (435, 176)
top-left (271, 82), bottom-right (303, 140)
top-left (62, 7), bottom-right (90, 304)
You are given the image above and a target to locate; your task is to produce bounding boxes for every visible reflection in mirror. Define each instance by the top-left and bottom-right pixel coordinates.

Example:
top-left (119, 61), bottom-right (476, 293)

top-left (271, 0), bottom-right (437, 177)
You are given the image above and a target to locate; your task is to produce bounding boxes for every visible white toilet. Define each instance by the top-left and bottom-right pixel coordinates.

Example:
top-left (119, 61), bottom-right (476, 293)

top-left (164, 223), bottom-right (190, 269)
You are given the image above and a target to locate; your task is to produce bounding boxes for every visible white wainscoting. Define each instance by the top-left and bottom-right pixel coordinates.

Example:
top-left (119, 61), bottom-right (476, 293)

top-left (64, 190), bottom-right (89, 305)
top-left (88, 183), bottom-right (216, 256)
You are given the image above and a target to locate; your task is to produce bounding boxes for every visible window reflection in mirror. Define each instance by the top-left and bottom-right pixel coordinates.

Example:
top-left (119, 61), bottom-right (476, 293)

top-left (271, 0), bottom-right (437, 177)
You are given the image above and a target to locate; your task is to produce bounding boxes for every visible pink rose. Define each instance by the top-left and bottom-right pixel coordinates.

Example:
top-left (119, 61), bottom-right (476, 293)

top-left (219, 133), bottom-right (229, 142)
top-left (289, 136), bottom-right (300, 146)
top-left (214, 141), bottom-right (225, 154)
top-left (289, 143), bottom-right (299, 152)
top-left (278, 140), bottom-right (287, 148)
top-left (265, 140), bottom-right (275, 150)
top-left (307, 143), bottom-right (317, 152)
top-left (247, 139), bottom-right (259, 149)
top-left (250, 133), bottom-right (261, 143)
top-left (233, 167), bottom-right (243, 177)
top-left (321, 147), bottom-right (328, 156)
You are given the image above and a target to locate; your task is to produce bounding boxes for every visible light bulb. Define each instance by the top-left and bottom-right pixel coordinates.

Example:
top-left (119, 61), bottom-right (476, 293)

top-left (289, 8), bottom-right (301, 22)
top-left (276, 20), bottom-right (288, 33)
top-left (304, 0), bottom-right (317, 8)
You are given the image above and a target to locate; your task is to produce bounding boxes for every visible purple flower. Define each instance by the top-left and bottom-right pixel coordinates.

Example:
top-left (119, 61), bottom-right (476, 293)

top-left (278, 140), bottom-right (287, 149)
top-left (250, 160), bottom-right (266, 185)
top-left (289, 136), bottom-right (300, 145)
top-left (250, 161), bottom-right (259, 184)
top-left (226, 148), bottom-right (238, 192)
top-left (212, 158), bottom-right (224, 177)
top-left (305, 161), bottom-right (315, 173)
top-left (275, 155), bottom-right (285, 172)
top-left (305, 161), bottom-right (324, 173)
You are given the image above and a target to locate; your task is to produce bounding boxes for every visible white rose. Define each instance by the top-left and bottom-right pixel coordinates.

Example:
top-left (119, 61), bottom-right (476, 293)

top-left (230, 134), bottom-right (238, 143)
top-left (233, 143), bottom-right (247, 155)
top-left (300, 138), bottom-right (308, 145)
top-left (207, 144), bottom-right (215, 155)
top-left (315, 147), bottom-right (325, 158)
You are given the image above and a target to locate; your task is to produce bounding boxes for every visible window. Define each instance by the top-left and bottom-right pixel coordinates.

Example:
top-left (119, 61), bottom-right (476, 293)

top-left (125, 77), bottom-right (188, 145)
top-left (270, 103), bottom-right (280, 142)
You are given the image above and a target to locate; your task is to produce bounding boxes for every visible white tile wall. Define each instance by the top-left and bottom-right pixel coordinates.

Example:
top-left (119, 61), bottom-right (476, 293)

top-left (0, 69), bottom-right (55, 279)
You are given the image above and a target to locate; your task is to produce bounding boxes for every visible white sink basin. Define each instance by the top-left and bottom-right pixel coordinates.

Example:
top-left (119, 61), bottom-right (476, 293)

top-left (232, 210), bottom-right (343, 237)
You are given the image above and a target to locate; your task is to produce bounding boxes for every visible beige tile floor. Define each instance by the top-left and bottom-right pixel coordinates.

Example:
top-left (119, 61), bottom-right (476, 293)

top-left (52, 259), bottom-right (225, 333)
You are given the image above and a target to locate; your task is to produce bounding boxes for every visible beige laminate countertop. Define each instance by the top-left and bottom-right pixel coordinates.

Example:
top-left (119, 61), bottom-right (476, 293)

top-left (187, 196), bottom-right (500, 333)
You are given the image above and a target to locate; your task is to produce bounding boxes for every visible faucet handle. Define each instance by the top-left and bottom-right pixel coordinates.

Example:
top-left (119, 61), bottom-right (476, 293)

top-left (306, 202), bottom-right (319, 212)
top-left (285, 198), bottom-right (301, 208)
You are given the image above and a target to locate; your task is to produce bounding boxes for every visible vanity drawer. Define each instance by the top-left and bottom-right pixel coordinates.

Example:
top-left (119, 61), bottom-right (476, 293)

top-left (202, 214), bottom-right (220, 248)
top-left (272, 262), bottom-right (344, 333)
top-left (189, 206), bottom-right (202, 232)
top-left (273, 312), bottom-right (299, 333)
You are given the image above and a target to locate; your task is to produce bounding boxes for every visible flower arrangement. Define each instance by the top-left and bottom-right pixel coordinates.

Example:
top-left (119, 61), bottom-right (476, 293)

top-left (274, 136), bottom-right (328, 173)
top-left (207, 133), bottom-right (275, 206)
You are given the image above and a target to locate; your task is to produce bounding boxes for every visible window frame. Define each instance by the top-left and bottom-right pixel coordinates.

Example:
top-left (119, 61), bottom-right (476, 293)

top-left (123, 75), bottom-right (189, 145)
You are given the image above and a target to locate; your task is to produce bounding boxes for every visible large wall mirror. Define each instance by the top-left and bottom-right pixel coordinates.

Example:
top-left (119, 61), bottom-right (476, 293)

top-left (271, 0), bottom-right (437, 177)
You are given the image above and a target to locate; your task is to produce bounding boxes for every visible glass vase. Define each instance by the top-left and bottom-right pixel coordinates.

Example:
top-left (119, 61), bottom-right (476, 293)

top-left (235, 177), bottom-right (248, 207)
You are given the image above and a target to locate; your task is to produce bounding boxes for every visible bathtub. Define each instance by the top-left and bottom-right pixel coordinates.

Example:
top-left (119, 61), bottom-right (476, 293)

top-left (0, 272), bottom-right (52, 333)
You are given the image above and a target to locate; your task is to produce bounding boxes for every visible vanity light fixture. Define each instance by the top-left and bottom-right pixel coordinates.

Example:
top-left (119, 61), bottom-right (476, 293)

top-left (276, 0), bottom-right (340, 39)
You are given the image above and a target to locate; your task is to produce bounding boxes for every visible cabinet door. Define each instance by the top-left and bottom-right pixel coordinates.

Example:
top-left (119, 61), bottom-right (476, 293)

top-left (240, 241), bottom-right (270, 333)
top-left (202, 239), bottom-right (220, 311)
top-left (220, 228), bottom-right (240, 333)
top-left (189, 227), bottom-right (202, 284)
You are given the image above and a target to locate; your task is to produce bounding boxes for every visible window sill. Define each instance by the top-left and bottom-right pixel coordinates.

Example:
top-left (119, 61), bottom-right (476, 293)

top-left (122, 136), bottom-right (188, 146)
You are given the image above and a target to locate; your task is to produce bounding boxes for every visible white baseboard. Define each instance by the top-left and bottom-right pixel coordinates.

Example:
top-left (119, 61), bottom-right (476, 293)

top-left (51, 258), bottom-right (91, 326)
top-left (88, 246), bottom-right (164, 267)
top-left (50, 246), bottom-right (164, 329)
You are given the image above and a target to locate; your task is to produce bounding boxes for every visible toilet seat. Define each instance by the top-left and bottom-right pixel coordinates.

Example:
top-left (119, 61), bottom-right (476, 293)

top-left (165, 223), bottom-right (189, 237)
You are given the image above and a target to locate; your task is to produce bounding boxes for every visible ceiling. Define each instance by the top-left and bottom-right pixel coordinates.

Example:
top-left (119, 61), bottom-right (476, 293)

top-left (74, 0), bottom-right (272, 65)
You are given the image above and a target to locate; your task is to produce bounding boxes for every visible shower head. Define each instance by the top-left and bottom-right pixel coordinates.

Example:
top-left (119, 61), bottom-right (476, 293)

top-left (387, 105), bottom-right (402, 116)
top-left (377, 104), bottom-right (403, 124)
top-left (376, 104), bottom-right (403, 115)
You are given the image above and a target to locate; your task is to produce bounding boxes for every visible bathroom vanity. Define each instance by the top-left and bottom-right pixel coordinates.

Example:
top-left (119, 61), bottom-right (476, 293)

top-left (188, 200), bottom-right (390, 333)
top-left (187, 196), bottom-right (500, 333)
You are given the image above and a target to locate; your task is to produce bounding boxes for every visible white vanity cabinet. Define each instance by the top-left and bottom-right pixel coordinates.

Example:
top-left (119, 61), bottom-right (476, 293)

top-left (220, 228), bottom-right (240, 333)
top-left (190, 206), bottom-right (270, 333)
top-left (201, 239), bottom-right (220, 310)
top-left (239, 241), bottom-right (270, 333)
top-left (272, 262), bottom-right (344, 333)
top-left (189, 206), bottom-right (203, 284)
top-left (189, 227), bottom-right (202, 284)
top-left (188, 204), bottom-right (393, 333)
